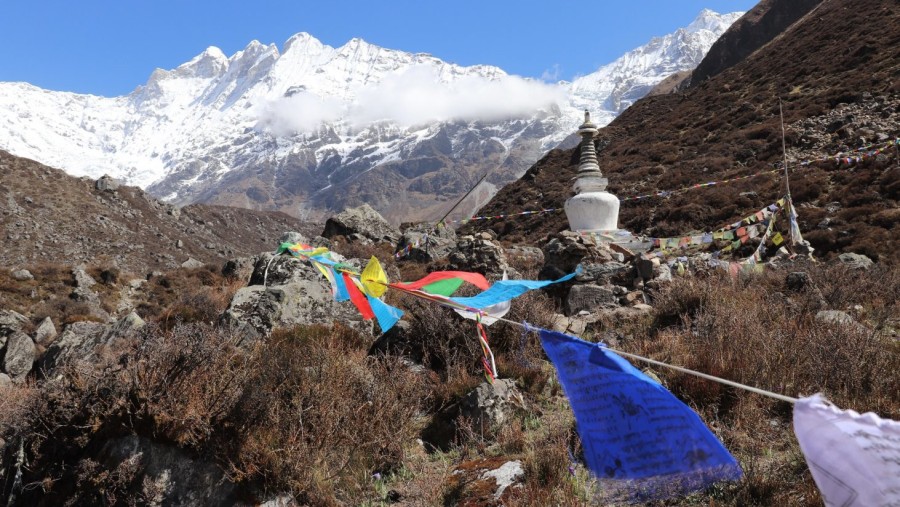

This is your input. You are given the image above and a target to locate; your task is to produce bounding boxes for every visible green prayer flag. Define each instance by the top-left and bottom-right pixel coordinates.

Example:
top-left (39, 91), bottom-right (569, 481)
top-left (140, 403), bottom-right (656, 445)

top-left (421, 277), bottom-right (465, 296)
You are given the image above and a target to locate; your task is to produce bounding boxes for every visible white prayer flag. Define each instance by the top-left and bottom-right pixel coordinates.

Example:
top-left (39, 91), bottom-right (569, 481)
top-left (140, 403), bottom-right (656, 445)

top-left (793, 394), bottom-right (900, 506)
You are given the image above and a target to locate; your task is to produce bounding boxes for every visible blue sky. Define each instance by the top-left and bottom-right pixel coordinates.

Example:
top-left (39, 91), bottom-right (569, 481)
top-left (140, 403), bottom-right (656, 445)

top-left (1, 1), bottom-right (756, 97)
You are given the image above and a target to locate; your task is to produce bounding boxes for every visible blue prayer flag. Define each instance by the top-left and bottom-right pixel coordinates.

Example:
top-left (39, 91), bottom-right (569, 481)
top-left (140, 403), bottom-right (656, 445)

top-left (366, 295), bottom-right (403, 333)
top-left (539, 329), bottom-right (742, 501)
top-left (449, 269), bottom-right (579, 309)
top-left (331, 268), bottom-right (350, 302)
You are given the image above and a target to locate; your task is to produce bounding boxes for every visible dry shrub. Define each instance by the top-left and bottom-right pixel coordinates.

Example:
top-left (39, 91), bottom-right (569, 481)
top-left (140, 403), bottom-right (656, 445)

top-left (229, 325), bottom-right (426, 503)
top-left (139, 266), bottom-right (238, 323)
top-left (0, 384), bottom-right (37, 436)
top-left (619, 263), bottom-right (900, 504)
top-left (3, 322), bottom-right (426, 506)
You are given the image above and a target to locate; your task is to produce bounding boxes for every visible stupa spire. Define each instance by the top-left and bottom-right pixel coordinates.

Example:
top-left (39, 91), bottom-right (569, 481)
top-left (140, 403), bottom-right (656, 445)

top-left (564, 110), bottom-right (620, 232)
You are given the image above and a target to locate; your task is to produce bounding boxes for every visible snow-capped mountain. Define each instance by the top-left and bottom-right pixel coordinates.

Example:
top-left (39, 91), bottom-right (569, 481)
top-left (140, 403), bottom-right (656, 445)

top-left (0, 9), bottom-right (742, 224)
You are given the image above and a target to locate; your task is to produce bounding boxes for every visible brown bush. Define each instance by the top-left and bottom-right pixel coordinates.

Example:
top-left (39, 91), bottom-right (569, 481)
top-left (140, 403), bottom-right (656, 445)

top-left (1, 322), bottom-right (426, 506)
top-left (615, 264), bottom-right (900, 504)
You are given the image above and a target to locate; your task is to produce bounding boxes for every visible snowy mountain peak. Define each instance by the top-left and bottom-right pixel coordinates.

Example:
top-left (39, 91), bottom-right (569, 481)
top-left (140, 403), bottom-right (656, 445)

top-left (283, 32), bottom-right (328, 54)
top-left (687, 9), bottom-right (743, 34)
top-left (177, 47), bottom-right (228, 78)
top-left (0, 8), bottom-right (744, 223)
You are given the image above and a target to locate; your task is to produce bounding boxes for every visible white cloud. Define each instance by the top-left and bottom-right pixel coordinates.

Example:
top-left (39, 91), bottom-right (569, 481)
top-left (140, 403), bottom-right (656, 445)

top-left (540, 64), bottom-right (562, 82)
top-left (255, 92), bottom-right (344, 137)
top-left (256, 65), bottom-right (567, 135)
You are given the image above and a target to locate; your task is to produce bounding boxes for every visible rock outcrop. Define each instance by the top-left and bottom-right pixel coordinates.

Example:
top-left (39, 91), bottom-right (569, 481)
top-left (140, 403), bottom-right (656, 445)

top-left (322, 204), bottom-right (400, 244)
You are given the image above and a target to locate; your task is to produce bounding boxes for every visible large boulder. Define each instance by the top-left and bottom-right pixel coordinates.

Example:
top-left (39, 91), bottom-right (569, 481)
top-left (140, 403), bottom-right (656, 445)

top-left (10, 269), bottom-right (33, 281)
top-left (322, 204), bottom-right (400, 243)
top-left (448, 235), bottom-right (510, 279)
top-left (221, 257), bottom-right (256, 282)
top-left (836, 252), bottom-right (874, 270)
top-left (459, 379), bottom-right (526, 432)
top-left (0, 310), bottom-right (28, 337)
top-left (223, 255), bottom-right (371, 337)
top-left (2, 332), bottom-right (36, 379)
top-left (33, 317), bottom-right (58, 347)
top-left (541, 231), bottom-right (614, 278)
top-left (396, 229), bottom-right (455, 262)
top-left (576, 261), bottom-right (631, 286)
top-left (95, 175), bottom-right (119, 192)
top-left (565, 284), bottom-right (619, 315)
top-left (43, 313), bottom-right (145, 371)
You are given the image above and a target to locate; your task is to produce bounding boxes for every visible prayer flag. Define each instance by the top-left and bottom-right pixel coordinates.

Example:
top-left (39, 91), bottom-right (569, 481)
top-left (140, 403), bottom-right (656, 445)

top-left (539, 330), bottom-right (742, 500)
top-left (454, 272), bottom-right (511, 325)
top-left (392, 271), bottom-right (490, 294)
top-left (343, 273), bottom-right (374, 320)
top-left (793, 394), bottom-right (900, 506)
top-left (450, 270), bottom-right (579, 310)
top-left (772, 232), bottom-right (784, 246)
top-left (331, 268), bottom-right (350, 302)
top-left (366, 295), bottom-right (403, 333)
top-left (361, 256), bottom-right (389, 297)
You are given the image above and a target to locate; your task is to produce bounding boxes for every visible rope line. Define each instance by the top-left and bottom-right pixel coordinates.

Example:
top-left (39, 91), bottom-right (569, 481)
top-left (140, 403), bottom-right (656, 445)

top-left (490, 314), bottom-right (798, 404)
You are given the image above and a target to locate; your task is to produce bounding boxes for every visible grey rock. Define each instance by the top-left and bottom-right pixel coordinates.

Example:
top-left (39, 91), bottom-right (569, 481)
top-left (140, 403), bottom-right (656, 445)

top-left (10, 269), bottom-right (33, 281)
top-left (278, 231), bottom-right (308, 245)
top-left (322, 204), bottom-right (400, 243)
top-left (181, 258), bottom-right (205, 269)
top-left (549, 314), bottom-right (569, 333)
top-left (98, 435), bottom-right (240, 507)
top-left (565, 284), bottom-right (618, 316)
top-left (397, 230), bottom-right (455, 261)
top-left (654, 264), bottom-right (673, 283)
top-left (837, 252), bottom-right (874, 270)
top-left (42, 321), bottom-right (105, 370)
top-left (175, 239), bottom-right (184, 249)
top-left (221, 257), bottom-right (256, 282)
top-left (259, 495), bottom-right (299, 507)
top-left (43, 312), bottom-right (145, 371)
top-left (34, 317), bottom-right (58, 346)
top-left (0, 310), bottom-right (28, 336)
top-left (481, 460), bottom-right (524, 500)
top-left (224, 257), bottom-right (371, 336)
top-left (0, 372), bottom-right (10, 387)
top-left (448, 237), bottom-right (509, 279)
top-left (71, 267), bottom-right (100, 303)
top-left (815, 310), bottom-right (856, 326)
top-left (95, 175), bottom-right (119, 191)
top-left (576, 261), bottom-right (631, 285)
top-left (542, 232), bottom-right (614, 276)
top-left (2, 332), bottom-right (36, 379)
top-left (459, 379), bottom-right (526, 431)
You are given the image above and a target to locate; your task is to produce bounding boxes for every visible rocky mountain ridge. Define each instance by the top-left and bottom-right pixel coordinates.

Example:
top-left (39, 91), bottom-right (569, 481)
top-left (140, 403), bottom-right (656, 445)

top-left (465, 0), bottom-right (900, 263)
top-left (0, 150), bottom-right (319, 273)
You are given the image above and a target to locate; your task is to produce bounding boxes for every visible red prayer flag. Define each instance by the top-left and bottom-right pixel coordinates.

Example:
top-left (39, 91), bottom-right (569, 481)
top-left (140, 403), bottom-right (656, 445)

top-left (392, 271), bottom-right (490, 291)
top-left (343, 272), bottom-right (374, 320)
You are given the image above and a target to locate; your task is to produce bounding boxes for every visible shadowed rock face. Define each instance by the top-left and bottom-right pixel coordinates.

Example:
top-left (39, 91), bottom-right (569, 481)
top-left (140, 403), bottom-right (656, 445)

top-left (463, 0), bottom-right (900, 263)
top-left (689, 0), bottom-right (824, 86)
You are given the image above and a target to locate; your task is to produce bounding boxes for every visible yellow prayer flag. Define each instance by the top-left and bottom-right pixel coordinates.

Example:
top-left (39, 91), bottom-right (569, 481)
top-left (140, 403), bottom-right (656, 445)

top-left (772, 232), bottom-right (784, 246)
top-left (361, 256), bottom-right (389, 297)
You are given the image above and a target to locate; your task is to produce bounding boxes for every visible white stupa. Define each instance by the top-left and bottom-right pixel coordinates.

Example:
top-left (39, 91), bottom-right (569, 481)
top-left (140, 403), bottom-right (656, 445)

top-left (564, 110), bottom-right (622, 233)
